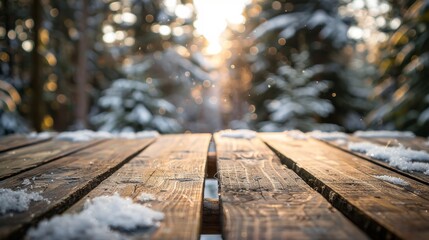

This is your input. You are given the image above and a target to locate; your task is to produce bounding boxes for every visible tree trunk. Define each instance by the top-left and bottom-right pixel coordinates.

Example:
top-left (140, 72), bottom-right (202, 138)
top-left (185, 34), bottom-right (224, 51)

top-left (74, 0), bottom-right (89, 129)
top-left (31, 0), bottom-right (43, 131)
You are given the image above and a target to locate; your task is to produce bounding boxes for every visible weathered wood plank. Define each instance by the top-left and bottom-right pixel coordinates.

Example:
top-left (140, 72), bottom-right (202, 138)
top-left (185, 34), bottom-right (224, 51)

top-left (0, 139), bottom-right (102, 180)
top-left (0, 138), bottom-right (154, 239)
top-left (320, 135), bottom-right (429, 185)
top-left (65, 134), bottom-right (211, 240)
top-left (0, 134), bottom-right (51, 153)
top-left (214, 134), bottom-right (368, 240)
top-left (261, 133), bottom-right (429, 239)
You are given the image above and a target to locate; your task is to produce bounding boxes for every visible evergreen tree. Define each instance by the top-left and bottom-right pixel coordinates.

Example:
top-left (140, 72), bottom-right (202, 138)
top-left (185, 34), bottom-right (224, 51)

top-left (90, 0), bottom-right (212, 133)
top-left (367, 0), bottom-right (429, 136)
top-left (91, 78), bottom-right (181, 133)
top-left (229, 0), bottom-right (371, 132)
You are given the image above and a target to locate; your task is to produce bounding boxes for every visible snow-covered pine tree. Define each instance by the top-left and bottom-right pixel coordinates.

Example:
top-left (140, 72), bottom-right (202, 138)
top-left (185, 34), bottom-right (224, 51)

top-left (91, 0), bottom-right (213, 133)
top-left (229, 0), bottom-right (371, 132)
top-left (91, 1), bottom-right (210, 133)
top-left (90, 77), bottom-right (181, 133)
top-left (255, 51), bottom-right (336, 131)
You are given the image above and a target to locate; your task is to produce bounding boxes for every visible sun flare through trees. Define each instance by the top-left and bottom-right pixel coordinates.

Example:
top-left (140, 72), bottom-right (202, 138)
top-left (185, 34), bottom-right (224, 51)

top-left (0, 0), bottom-right (428, 136)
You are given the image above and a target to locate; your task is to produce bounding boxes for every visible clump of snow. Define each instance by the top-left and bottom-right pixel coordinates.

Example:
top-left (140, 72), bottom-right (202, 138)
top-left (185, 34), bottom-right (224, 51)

top-left (308, 130), bottom-right (348, 141)
top-left (27, 132), bottom-right (55, 139)
top-left (22, 178), bottom-right (32, 186)
top-left (219, 129), bottom-right (256, 139)
top-left (27, 214), bottom-right (123, 240)
top-left (56, 130), bottom-right (111, 142)
top-left (138, 192), bottom-right (156, 202)
top-left (55, 130), bottom-right (159, 142)
top-left (284, 130), bottom-right (308, 140)
top-left (0, 188), bottom-right (45, 215)
top-left (27, 194), bottom-right (164, 240)
top-left (353, 130), bottom-right (415, 138)
top-left (117, 131), bottom-right (160, 139)
top-left (374, 175), bottom-right (410, 186)
top-left (349, 142), bottom-right (429, 174)
top-left (82, 194), bottom-right (164, 230)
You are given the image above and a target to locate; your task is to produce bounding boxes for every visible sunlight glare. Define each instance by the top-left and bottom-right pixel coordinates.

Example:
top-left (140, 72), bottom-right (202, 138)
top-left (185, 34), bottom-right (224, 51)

top-left (194, 0), bottom-right (249, 55)
top-left (175, 4), bottom-right (193, 19)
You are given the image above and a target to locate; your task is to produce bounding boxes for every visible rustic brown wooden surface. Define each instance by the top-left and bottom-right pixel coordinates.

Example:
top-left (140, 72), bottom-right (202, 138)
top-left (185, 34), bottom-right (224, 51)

top-left (0, 139), bottom-right (102, 180)
top-left (0, 134), bottom-right (50, 153)
top-left (1, 132), bottom-right (428, 239)
top-left (0, 138), bottom-right (154, 239)
top-left (214, 134), bottom-right (368, 240)
top-left (261, 133), bottom-right (429, 239)
top-left (66, 134), bottom-right (211, 240)
top-left (321, 135), bottom-right (429, 185)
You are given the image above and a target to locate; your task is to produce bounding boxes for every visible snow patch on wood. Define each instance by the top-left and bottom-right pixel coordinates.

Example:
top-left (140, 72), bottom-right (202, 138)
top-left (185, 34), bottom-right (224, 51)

top-left (138, 192), bottom-right (157, 202)
top-left (284, 130), bottom-right (309, 140)
top-left (55, 130), bottom-right (159, 142)
top-left (27, 194), bottom-right (164, 240)
top-left (27, 132), bottom-right (55, 139)
top-left (27, 130), bottom-right (159, 142)
top-left (353, 130), bottom-right (415, 138)
top-left (349, 142), bottom-right (429, 174)
top-left (374, 175), bottom-right (410, 186)
top-left (308, 130), bottom-right (348, 141)
top-left (0, 188), bottom-right (45, 215)
top-left (219, 129), bottom-right (256, 139)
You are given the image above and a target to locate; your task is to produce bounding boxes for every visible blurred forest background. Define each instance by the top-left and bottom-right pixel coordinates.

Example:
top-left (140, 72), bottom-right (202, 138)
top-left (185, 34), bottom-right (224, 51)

top-left (0, 0), bottom-right (428, 136)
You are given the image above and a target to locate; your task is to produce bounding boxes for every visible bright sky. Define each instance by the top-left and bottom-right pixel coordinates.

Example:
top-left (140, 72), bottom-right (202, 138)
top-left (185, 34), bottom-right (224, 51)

top-left (193, 0), bottom-right (249, 54)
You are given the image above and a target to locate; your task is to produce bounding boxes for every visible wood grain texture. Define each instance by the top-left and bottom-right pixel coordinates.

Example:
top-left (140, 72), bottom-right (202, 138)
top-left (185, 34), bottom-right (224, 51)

top-left (0, 138), bottom-right (154, 239)
top-left (0, 139), bottom-right (102, 180)
top-left (261, 133), bottom-right (429, 239)
top-left (320, 135), bottom-right (429, 185)
top-left (65, 134), bottom-right (211, 240)
top-left (0, 134), bottom-right (51, 153)
top-left (214, 134), bottom-right (367, 240)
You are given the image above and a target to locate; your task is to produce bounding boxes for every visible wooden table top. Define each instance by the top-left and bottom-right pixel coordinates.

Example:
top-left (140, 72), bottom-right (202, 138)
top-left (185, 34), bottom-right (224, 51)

top-left (0, 132), bottom-right (428, 239)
